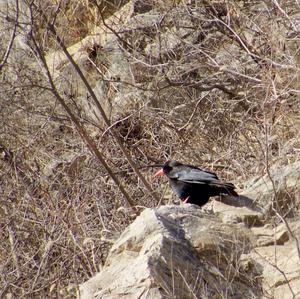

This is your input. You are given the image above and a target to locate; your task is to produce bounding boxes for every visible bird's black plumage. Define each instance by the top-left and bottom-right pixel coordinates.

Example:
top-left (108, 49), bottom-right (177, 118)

top-left (155, 160), bottom-right (238, 206)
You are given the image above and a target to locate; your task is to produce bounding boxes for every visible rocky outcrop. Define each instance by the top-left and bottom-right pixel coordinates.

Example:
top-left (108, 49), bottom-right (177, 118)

top-left (79, 161), bottom-right (300, 299)
top-left (79, 205), bottom-right (258, 299)
top-left (243, 161), bottom-right (300, 216)
top-left (39, 0), bottom-right (299, 130)
top-left (241, 219), bottom-right (300, 299)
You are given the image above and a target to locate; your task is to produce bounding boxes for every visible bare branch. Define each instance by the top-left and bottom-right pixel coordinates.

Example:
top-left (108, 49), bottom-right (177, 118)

top-left (34, 6), bottom-right (158, 202)
top-left (28, 28), bottom-right (136, 209)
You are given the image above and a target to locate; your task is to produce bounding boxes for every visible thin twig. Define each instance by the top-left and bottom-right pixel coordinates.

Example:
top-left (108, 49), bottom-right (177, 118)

top-left (178, 93), bottom-right (209, 131)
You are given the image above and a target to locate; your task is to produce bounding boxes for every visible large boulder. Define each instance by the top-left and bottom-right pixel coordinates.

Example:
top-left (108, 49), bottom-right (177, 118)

top-left (79, 205), bottom-right (259, 299)
top-left (243, 161), bottom-right (300, 216)
top-left (241, 219), bottom-right (300, 299)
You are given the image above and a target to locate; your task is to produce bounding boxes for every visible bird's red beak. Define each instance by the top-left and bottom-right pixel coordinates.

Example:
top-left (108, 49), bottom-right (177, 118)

top-left (154, 168), bottom-right (164, 177)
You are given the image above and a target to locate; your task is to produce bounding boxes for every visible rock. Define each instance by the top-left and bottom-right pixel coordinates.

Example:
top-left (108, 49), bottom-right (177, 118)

top-left (240, 219), bottom-right (300, 299)
top-left (132, 0), bottom-right (154, 14)
top-left (79, 205), bottom-right (259, 299)
top-left (243, 161), bottom-right (300, 216)
top-left (213, 201), bottom-right (264, 227)
top-left (79, 203), bottom-right (300, 299)
top-left (241, 242), bottom-right (300, 299)
top-left (251, 224), bottom-right (289, 247)
top-left (44, 2), bottom-right (139, 126)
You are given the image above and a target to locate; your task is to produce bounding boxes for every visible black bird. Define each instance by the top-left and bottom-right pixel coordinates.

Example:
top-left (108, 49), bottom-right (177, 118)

top-left (154, 160), bottom-right (238, 206)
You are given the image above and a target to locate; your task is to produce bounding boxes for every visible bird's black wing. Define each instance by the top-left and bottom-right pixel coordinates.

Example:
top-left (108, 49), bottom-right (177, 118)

top-left (168, 166), bottom-right (220, 184)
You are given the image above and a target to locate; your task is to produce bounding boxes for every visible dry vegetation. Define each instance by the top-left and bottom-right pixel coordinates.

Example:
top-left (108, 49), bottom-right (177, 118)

top-left (0, 0), bottom-right (299, 298)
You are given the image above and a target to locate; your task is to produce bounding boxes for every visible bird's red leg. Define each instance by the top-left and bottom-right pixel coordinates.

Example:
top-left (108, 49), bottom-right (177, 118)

top-left (183, 196), bottom-right (190, 203)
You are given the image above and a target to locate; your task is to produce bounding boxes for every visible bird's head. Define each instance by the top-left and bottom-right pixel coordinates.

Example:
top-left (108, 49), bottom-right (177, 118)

top-left (154, 160), bottom-right (182, 177)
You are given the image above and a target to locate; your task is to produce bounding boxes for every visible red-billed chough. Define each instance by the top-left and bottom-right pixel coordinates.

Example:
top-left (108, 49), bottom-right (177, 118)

top-left (154, 160), bottom-right (238, 206)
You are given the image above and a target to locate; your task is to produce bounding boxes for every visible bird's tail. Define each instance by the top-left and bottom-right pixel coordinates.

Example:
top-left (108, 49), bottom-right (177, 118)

top-left (210, 181), bottom-right (238, 197)
top-left (222, 182), bottom-right (239, 197)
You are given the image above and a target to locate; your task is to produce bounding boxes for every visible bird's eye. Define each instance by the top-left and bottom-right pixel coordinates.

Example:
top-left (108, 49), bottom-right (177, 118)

top-left (164, 165), bottom-right (172, 173)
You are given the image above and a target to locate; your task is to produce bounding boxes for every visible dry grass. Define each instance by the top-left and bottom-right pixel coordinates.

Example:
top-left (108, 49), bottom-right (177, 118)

top-left (0, 0), bottom-right (299, 297)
